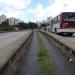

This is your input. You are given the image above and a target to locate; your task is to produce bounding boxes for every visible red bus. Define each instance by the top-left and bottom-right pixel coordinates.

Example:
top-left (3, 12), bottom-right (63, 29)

top-left (50, 12), bottom-right (75, 36)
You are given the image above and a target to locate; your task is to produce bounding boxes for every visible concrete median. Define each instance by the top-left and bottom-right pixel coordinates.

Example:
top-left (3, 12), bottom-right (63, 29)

top-left (0, 31), bottom-right (33, 72)
top-left (40, 30), bottom-right (75, 63)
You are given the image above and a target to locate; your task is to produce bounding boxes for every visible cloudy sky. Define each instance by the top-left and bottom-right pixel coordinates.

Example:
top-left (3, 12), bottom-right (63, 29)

top-left (0, 0), bottom-right (75, 22)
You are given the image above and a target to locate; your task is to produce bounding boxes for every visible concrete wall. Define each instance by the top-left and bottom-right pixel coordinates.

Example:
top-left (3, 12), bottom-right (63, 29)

top-left (40, 30), bottom-right (75, 63)
top-left (0, 31), bottom-right (33, 71)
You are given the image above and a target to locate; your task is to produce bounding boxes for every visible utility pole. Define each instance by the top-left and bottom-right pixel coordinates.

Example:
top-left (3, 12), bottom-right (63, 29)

top-left (64, 4), bottom-right (67, 12)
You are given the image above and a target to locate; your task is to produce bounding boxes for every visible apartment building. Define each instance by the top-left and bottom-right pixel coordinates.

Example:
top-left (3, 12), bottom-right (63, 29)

top-left (8, 17), bottom-right (21, 25)
top-left (0, 15), bottom-right (6, 24)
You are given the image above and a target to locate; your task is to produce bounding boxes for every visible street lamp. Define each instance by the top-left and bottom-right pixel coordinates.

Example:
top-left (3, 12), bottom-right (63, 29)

top-left (64, 4), bottom-right (67, 12)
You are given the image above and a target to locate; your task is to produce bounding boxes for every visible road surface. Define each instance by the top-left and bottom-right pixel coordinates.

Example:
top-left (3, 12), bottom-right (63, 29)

top-left (0, 31), bottom-right (28, 48)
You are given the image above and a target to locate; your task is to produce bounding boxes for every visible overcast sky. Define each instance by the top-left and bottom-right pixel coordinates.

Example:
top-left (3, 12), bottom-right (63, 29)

top-left (0, 0), bottom-right (75, 22)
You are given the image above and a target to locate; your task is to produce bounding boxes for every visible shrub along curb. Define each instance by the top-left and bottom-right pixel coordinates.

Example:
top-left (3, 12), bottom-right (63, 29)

top-left (36, 32), bottom-right (55, 75)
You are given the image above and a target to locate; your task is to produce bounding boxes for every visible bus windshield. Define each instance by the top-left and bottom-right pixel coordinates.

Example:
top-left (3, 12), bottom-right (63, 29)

top-left (63, 12), bottom-right (75, 21)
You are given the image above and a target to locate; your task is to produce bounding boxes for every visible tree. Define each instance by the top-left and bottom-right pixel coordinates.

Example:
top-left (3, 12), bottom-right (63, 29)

top-left (16, 22), bottom-right (28, 30)
top-left (16, 22), bottom-right (38, 30)
top-left (0, 21), bottom-right (13, 31)
top-left (28, 22), bottom-right (38, 29)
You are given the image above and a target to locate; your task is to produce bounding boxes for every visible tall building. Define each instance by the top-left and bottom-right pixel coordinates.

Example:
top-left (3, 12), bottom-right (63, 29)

top-left (8, 17), bottom-right (16, 25)
top-left (8, 18), bottom-right (21, 26)
top-left (0, 15), bottom-right (6, 24)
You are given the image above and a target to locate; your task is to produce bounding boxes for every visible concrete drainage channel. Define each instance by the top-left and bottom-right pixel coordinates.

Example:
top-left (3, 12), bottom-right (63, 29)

top-left (0, 31), bottom-right (33, 75)
top-left (40, 31), bottom-right (75, 64)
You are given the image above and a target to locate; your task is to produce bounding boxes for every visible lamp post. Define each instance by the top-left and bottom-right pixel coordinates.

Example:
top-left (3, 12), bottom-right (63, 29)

top-left (64, 4), bottom-right (67, 12)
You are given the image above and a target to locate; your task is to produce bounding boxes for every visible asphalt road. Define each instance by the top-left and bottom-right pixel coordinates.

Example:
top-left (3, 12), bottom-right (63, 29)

top-left (40, 33), bottom-right (75, 75)
top-left (0, 31), bottom-right (31, 70)
top-left (15, 32), bottom-right (41, 75)
top-left (0, 31), bottom-right (28, 48)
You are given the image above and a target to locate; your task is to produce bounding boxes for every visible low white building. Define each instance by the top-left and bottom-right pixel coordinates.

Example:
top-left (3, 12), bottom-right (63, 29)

top-left (46, 17), bottom-right (52, 32)
top-left (46, 17), bottom-right (52, 25)
top-left (36, 22), bottom-right (41, 27)
top-left (15, 19), bottom-right (21, 25)
top-left (0, 15), bottom-right (6, 24)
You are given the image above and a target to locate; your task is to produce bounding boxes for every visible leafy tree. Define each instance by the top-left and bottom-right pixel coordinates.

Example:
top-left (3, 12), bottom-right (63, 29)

top-left (0, 21), bottom-right (13, 31)
top-left (16, 22), bottom-right (38, 30)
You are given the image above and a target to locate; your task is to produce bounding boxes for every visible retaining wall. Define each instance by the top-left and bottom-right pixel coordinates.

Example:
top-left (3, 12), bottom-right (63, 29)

top-left (0, 31), bottom-right (33, 73)
top-left (40, 30), bottom-right (75, 63)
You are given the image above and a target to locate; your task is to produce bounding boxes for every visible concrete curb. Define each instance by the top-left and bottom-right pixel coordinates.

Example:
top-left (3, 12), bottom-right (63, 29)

top-left (40, 30), bottom-right (75, 63)
top-left (0, 31), bottom-right (33, 72)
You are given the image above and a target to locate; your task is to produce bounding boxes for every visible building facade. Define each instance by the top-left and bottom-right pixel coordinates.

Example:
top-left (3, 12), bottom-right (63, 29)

top-left (0, 15), bottom-right (6, 24)
top-left (8, 17), bottom-right (21, 26)
top-left (8, 17), bottom-right (16, 25)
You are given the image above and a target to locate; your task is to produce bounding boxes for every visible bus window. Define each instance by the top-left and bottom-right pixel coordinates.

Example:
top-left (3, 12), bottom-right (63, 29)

top-left (58, 15), bottom-right (60, 22)
top-left (51, 20), bottom-right (53, 26)
top-left (64, 13), bottom-right (75, 21)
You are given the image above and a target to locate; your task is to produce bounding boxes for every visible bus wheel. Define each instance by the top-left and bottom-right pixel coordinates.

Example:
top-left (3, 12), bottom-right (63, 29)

top-left (67, 33), bottom-right (73, 36)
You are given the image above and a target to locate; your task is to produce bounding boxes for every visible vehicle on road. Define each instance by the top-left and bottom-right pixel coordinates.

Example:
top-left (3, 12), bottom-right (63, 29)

top-left (50, 12), bottom-right (75, 36)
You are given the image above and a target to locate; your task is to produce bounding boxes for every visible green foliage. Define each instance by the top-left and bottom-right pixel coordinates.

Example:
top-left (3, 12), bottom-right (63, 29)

top-left (16, 22), bottom-right (38, 30)
top-left (0, 21), bottom-right (38, 31)
top-left (0, 21), bottom-right (14, 31)
top-left (28, 22), bottom-right (38, 29)
top-left (37, 32), bottom-right (55, 75)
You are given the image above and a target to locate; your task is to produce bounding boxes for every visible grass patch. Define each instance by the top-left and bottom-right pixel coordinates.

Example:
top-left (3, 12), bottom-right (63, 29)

top-left (36, 32), bottom-right (55, 75)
